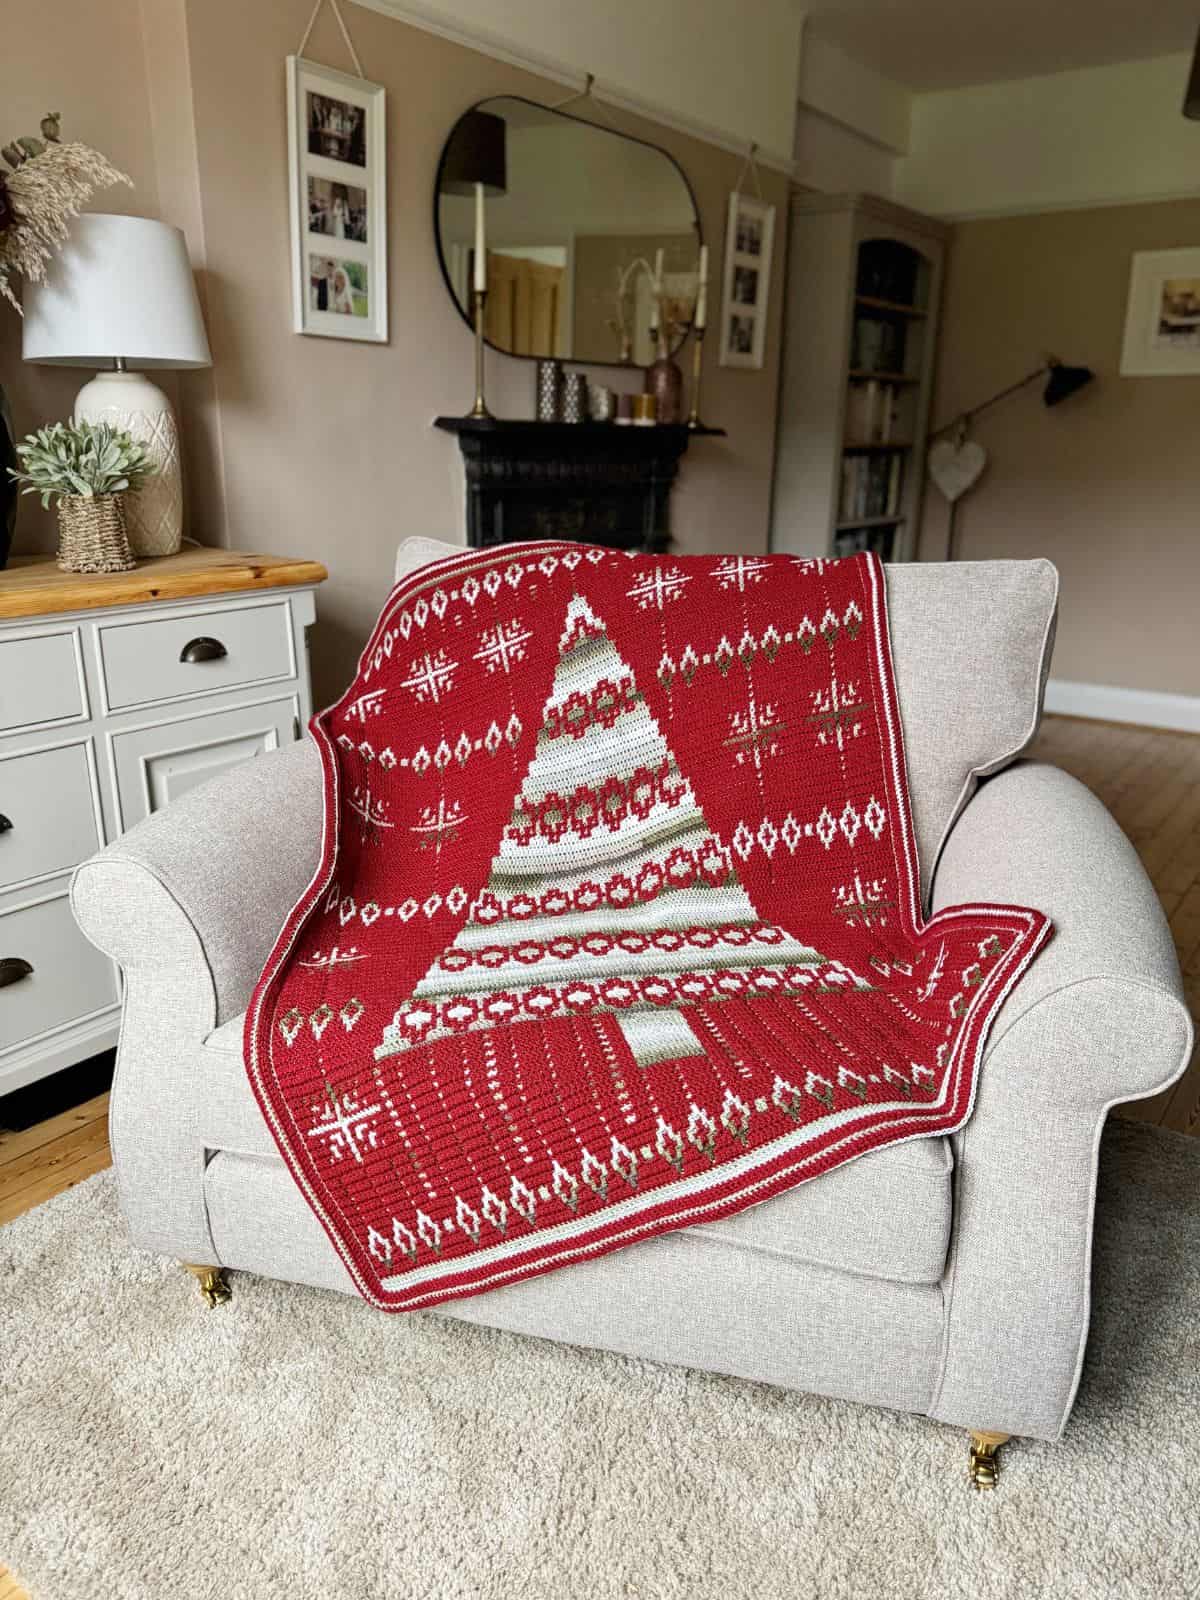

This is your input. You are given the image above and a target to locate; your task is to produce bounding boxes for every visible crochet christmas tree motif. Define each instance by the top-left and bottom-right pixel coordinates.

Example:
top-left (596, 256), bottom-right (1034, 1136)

top-left (377, 594), bottom-right (866, 1069)
top-left (246, 543), bottom-right (1052, 1313)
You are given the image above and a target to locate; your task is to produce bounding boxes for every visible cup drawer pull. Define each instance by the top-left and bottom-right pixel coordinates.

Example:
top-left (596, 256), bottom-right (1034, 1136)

top-left (179, 636), bottom-right (228, 664)
top-left (0, 814), bottom-right (11, 833)
top-left (0, 956), bottom-right (33, 988)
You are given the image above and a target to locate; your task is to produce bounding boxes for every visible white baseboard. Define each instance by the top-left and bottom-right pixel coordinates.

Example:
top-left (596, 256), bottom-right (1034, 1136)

top-left (1044, 678), bottom-right (1200, 734)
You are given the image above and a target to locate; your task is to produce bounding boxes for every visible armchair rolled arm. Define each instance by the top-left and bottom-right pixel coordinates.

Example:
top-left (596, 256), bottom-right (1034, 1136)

top-left (72, 738), bottom-right (324, 1027)
top-left (928, 760), bottom-right (1192, 1439)
top-left (70, 738), bottom-right (324, 1261)
top-left (933, 759), bottom-right (1188, 1101)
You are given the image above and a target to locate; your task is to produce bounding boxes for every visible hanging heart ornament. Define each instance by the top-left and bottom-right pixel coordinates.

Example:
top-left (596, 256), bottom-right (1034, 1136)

top-left (928, 437), bottom-right (988, 503)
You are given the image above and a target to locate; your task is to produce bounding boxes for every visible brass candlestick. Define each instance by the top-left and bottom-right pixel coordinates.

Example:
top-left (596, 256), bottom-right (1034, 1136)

top-left (687, 325), bottom-right (707, 430)
top-left (469, 287), bottom-right (492, 419)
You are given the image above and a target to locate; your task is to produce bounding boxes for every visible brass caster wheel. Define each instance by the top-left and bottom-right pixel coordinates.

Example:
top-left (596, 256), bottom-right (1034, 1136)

top-left (967, 1430), bottom-right (1010, 1491)
top-left (182, 1263), bottom-right (231, 1307)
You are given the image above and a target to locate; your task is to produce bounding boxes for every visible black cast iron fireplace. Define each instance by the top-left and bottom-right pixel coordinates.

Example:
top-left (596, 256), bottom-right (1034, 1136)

top-left (435, 418), bottom-right (725, 552)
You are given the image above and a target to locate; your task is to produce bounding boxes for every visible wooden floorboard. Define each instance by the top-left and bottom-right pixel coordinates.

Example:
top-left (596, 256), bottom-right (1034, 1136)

top-left (1028, 715), bottom-right (1200, 1135)
top-left (0, 1090), bottom-right (111, 1226)
top-left (0, 1118), bottom-right (110, 1209)
top-left (0, 1091), bottom-right (110, 1167)
top-left (0, 1564), bottom-right (31, 1599)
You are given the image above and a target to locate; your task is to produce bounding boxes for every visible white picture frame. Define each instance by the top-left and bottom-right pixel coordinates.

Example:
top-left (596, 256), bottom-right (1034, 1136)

top-left (717, 192), bottom-right (775, 370)
top-left (1120, 247), bottom-right (1200, 377)
top-left (286, 55), bottom-right (387, 343)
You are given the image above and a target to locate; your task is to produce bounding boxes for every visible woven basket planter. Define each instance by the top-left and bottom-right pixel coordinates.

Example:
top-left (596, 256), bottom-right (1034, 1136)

top-left (56, 494), bottom-right (136, 574)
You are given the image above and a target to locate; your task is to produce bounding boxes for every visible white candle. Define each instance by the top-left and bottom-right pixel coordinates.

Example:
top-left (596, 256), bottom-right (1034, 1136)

top-left (695, 245), bottom-right (708, 331)
top-left (648, 248), bottom-right (664, 337)
top-left (474, 181), bottom-right (486, 294)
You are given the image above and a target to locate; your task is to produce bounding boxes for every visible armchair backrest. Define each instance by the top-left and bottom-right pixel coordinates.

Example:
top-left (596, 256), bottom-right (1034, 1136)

top-left (392, 540), bottom-right (1057, 906)
top-left (885, 559), bottom-right (1057, 899)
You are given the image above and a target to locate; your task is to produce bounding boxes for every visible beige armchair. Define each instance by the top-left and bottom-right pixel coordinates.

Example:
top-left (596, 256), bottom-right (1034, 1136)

top-left (71, 546), bottom-right (1191, 1489)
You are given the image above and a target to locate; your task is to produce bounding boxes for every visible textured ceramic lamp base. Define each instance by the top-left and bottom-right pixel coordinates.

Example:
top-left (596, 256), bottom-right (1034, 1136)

top-left (75, 370), bottom-right (184, 558)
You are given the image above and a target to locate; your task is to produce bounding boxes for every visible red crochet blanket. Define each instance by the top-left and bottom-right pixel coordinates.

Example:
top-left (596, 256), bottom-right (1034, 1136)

top-left (246, 544), bottom-right (1050, 1312)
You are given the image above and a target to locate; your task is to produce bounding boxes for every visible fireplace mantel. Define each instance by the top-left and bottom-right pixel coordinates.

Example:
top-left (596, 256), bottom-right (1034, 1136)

top-left (434, 417), bottom-right (725, 552)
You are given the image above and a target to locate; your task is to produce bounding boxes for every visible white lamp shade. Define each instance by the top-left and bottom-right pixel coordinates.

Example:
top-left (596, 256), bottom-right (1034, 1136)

top-left (22, 213), bottom-right (211, 369)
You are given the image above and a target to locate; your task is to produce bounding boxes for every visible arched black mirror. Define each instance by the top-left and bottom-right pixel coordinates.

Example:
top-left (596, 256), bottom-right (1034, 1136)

top-left (434, 95), bottom-right (702, 367)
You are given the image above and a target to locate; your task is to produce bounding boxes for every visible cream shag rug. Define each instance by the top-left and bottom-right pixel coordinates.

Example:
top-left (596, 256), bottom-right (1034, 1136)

top-left (1, 1120), bottom-right (1198, 1600)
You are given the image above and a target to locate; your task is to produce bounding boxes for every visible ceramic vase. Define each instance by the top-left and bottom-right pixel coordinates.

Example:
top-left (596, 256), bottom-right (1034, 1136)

top-left (645, 343), bottom-right (684, 425)
top-left (0, 378), bottom-right (16, 570)
top-left (74, 369), bottom-right (183, 557)
top-left (561, 372), bottom-right (588, 424)
top-left (536, 359), bottom-right (562, 422)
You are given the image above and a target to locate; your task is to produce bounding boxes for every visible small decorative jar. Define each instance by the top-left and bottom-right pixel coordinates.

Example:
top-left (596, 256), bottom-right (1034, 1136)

top-left (536, 359), bottom-right (563, 422)
top-left (615, 392), bottom-right (635, 427)
top-left (633, 393), bottom-right (658, 426)
top-left (56, 493), bottom-right (136, 574)
top-left (561, 371), bottom-right (589, 424)
top-left (590, 385), bottom-right (616, 423)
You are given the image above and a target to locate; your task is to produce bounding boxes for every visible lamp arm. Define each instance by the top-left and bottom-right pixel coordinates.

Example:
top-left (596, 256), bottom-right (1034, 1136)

top-left (930, 363), bottom-right (1049, 440)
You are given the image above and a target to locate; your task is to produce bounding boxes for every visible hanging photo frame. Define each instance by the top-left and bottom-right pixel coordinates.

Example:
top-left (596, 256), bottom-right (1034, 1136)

top-left (717, 191), bottom-right (775, 370)
top-left (287, 55), bottom-right (388, 342)
top-left (1120, 247), bottom-right (1200, 376)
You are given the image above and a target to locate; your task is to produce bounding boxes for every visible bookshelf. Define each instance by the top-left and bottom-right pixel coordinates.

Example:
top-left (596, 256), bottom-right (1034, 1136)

top-left (770, 192), bottom-right (949, 563)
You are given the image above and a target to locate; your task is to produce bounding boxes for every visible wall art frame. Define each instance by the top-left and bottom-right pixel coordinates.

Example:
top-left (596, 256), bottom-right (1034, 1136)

top-left (717, 191), bottom-right (775, 370)
top-left (1120, 246), bottom-right (1200, 377)
top-left (286, 55), bottom-right (388, 343)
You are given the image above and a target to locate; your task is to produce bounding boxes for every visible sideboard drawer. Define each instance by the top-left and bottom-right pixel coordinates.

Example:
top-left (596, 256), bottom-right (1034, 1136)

top-left (98, 600), bottom-right (295, 711)
top-left (111, 696), bottom-right (299, 829)
top-left (0, 892), bottom-right (117, 1056)
top-left (0, 631), bottom-right (85, 731)
top-left (0, 742), bottom-right (101, 890)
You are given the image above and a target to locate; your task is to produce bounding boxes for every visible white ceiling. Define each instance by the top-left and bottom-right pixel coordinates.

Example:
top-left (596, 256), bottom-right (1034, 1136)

top-left (804, 0), bottom-right (1198, 92)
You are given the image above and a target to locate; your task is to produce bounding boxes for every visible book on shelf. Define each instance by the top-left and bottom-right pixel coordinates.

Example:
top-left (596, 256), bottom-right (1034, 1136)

top-left (887, 452), bottom-right (902, 511)
top-left (846, 380), bottom-right (899, 445)
top-left (850, 315), bottom-right (905, 376)
top-left (856, 239), bottom-right (919, 307)
top-left (834, 524), bottom-right (896, 560)
top-left (838, 451), bottom-right (905, 523)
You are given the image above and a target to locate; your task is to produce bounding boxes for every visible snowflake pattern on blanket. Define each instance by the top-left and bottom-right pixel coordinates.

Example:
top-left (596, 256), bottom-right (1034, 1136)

top-left (246, 544), bottom-right (1051, 1311)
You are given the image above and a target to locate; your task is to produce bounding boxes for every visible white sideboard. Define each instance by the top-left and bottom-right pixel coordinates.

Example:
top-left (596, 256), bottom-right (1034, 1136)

top-left (0, 548), bottom-right (327, 1097)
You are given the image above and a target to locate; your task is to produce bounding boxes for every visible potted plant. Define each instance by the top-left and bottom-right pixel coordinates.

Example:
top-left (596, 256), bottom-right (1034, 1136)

top-left (10, 420), bottom-right (156, 573)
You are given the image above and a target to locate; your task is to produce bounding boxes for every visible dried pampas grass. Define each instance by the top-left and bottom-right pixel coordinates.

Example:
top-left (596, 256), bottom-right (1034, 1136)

top-left (0, 141), bottom-right (131, 313)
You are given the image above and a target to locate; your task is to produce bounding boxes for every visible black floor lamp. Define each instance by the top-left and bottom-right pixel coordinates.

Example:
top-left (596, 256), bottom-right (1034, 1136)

top-left (929, 356), bottom-right (1094, 559)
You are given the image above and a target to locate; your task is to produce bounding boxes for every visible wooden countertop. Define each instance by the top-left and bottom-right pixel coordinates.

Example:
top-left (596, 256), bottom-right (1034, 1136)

top-left (0, 547), bottom-right (329, 620)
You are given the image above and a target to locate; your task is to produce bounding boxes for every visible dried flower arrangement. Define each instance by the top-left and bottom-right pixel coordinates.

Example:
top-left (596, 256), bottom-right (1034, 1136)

top-left (0, 112), bottom-right (133, 567)
top-left (0, 112), bottom-right (131, 313)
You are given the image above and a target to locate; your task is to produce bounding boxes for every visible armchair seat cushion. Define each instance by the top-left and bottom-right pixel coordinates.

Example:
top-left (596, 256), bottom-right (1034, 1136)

top-left (198, 1014), bottom-right (954, 1286)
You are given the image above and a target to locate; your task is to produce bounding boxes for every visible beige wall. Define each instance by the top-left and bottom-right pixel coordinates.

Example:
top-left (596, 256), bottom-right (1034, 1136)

top-left (921, 198), bottom-right (1200, 698)
top-left (5, 0), bottom-right (788, 708)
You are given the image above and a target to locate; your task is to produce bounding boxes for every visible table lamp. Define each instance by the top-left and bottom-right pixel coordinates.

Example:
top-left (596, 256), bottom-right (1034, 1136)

top-left (21, 213), bottom-right (211, 557)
